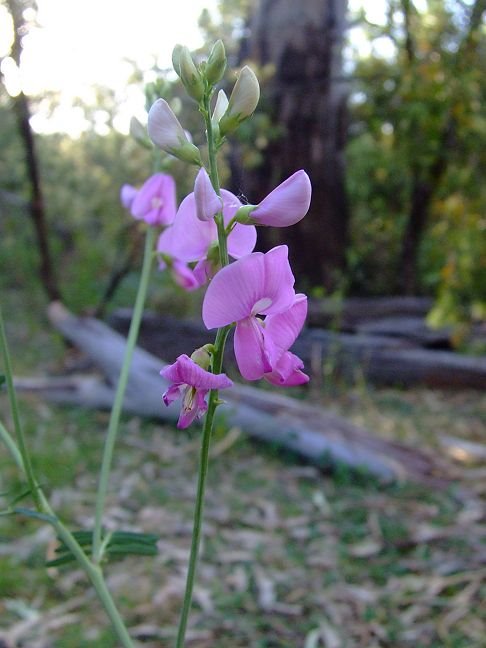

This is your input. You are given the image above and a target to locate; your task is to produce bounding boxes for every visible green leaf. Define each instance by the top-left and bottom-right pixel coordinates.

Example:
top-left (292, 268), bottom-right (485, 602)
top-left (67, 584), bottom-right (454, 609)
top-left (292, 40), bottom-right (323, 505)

top-left (46, 553), bottom-right (78, 568)
top-left (48, 529), bottom-right (159, 567)
top-left (0, 374), bottom-right (5, 388)
top-left (13, 507), bottom-right (57, 524)
top-left (106, 543), bottom-right (158, 557)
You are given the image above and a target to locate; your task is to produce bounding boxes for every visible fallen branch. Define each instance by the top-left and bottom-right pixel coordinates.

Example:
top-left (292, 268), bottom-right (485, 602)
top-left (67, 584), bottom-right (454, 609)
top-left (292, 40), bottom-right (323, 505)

top-left (16, 302), bottom-right (453, 485)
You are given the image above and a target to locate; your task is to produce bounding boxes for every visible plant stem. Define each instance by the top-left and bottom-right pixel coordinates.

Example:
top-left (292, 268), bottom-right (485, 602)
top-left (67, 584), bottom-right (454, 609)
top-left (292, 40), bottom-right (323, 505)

top-left (41, 493), bottom-right (136, 647)
top-left (0, 420), bottom-right (24, 472)
top-left (92, 226), bottom-right (156, 563)
top-left (0, 363), bottom-right (135, 645)
top-left (203, 93), bottom-right (229, 268)
top-left (176, 91), bottom-right (233, 648)
top-left (0, 304), bottom-right (43, 511)
top-left (175, 326), bottom-right (230, 648)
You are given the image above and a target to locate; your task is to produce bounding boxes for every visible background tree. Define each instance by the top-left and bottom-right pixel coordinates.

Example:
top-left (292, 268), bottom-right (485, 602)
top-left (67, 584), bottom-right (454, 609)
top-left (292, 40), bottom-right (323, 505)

top-left (1, 0), bottom-right (61, 300)
top-left (233, 0), bottom-right (350, 291)
top-left (347, 0), bottom-right (486, 319)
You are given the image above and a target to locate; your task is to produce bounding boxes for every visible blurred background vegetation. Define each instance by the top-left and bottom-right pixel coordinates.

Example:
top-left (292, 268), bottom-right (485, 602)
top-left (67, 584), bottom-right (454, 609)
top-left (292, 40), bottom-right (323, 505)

top-left (0, 0), bottom-right (485, 332)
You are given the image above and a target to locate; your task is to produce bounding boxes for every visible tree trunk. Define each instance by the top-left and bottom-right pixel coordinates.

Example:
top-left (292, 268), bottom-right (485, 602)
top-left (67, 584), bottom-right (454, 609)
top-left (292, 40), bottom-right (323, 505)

top-left (5, 0), bottom-right (61, 302)
top-left (243, 0), bottom-right (349, 290)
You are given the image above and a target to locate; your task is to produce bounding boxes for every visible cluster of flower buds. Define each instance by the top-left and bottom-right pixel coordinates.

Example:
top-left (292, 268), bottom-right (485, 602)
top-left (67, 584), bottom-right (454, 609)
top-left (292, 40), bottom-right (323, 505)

top-left (120, 41), bottom-right (312, 428)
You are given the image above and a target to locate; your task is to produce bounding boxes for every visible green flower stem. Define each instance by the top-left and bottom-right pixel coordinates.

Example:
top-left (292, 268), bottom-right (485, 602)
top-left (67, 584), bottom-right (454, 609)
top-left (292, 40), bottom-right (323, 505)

top-left (176, 326), bottom-right (230, 648)
top-left (92, 226), bottom-right (156, 563)
top-left (0, 375), bottom-right (135, 645)
top-left (0, 420), bottom-right (24, 473)
top-left (176, 91), bottom-right (235, 648)
top-left (41, 494), bottom-right (135, 648)
top-left (0, 304), bottom-right (43, 511)
top-left (203, 92), bottom-right (229, 268)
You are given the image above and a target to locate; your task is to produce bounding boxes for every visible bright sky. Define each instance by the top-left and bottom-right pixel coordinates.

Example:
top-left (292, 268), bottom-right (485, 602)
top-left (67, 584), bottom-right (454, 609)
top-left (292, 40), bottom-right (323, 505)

top-left (0, 0), bottom-right (219, 135)
top-left (0, 0), bottom-right (428, 136)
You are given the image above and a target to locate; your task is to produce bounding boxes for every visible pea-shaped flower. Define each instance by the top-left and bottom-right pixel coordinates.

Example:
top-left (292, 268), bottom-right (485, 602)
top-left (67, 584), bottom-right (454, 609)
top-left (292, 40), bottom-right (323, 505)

top-left (120, 173), bottom-right (177, 227)
top-left (161, 354), bottom-right (233, 429)
top-left (202, 246), bottom-right (309, 385)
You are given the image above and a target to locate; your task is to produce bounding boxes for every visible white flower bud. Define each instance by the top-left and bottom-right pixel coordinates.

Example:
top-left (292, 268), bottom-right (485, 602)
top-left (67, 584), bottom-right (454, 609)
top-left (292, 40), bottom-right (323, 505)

top-left (219, 66), bottom-right (260, 136)
top-left (147, 99), bottom-right (202, 166)
top-left (179, 46), bottom-right (205, 102)
top-left (205, 40), bottom-right (227, 86)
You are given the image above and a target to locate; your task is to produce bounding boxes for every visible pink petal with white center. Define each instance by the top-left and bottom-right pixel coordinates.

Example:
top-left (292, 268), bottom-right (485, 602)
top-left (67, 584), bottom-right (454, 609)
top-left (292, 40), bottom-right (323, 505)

top-left (131, 173), bottom-right (177, 226)
top-left (202, 246), bottom-right (295, 329)
top-left (264, 293), bottom-right (308, 361)
top-left (194, 167), bottom-right (222, 221)
top-left (234, 317), bottom-right (272, 380)
top-left (250, 170), bottom-right (312, 227)
top-left (120, 184), bottom-right (137, 210)
top-left (203, 252), bottom-right (267, 328)
top-left (264, 351), bottom-right (309, 386)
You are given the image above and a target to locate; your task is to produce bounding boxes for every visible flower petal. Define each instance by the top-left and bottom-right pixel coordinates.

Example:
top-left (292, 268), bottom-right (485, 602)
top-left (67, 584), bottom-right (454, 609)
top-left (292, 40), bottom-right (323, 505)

top-left (160, 354), bottom-right (233, 390)
top-left (264, 293), bottom-right (307, 359)
top-left (264, 351), bottom-right (309, 386)
top-left (203, 252), bottom-right (266, 328)
top-left (120, 184), bottom-right (137, 210)
top-left (234, 318), bottom-right (272, 380)
top-left (194, 168), bottom-right (222, 221)
top-left (167, 193), bottom-right (217, 262)
top-left (131, 173), bottom-right (177, 226)
top-left (250, 170), bottom-right (312, 227)
top-left (260, 245), bottom-right (296, 315)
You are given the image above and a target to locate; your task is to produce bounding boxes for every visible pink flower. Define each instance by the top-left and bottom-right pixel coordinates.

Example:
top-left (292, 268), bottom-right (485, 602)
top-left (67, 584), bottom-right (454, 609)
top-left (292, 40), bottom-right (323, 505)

top-left (202, 246), bottom-right (309, 384)
top-left (244, 170), bottom-right (312, 227)
top-left (161, 354), bottom-right (233, 429)
top-left (128, 173), bottom-right (177, 227)
top-left (157, 189), bottom-right (256, 282)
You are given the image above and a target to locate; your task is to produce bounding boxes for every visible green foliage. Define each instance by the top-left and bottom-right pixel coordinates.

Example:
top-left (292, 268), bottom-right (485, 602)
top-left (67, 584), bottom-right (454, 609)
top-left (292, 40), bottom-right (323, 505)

top-left (346, 0), bottom-right (486, 325)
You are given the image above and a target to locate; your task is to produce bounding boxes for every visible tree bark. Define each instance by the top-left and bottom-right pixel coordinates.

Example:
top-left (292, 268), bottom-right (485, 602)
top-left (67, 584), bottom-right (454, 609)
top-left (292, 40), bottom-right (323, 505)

top-left (4, 0), bottom-right (61, 301)
top-left (243, 0), bottom-right (350, 290)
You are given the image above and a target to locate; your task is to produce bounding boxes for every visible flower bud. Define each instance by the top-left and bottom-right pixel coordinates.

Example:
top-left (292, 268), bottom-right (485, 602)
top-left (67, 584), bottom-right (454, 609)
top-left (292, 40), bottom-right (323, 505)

top-left (129, 116), bottom-right (151, 149)
top-left (194, 167), bottom-right (223, 221)
top-left (179, 46), bottom-right (205, 103)
top-left (171, 44), bottom-right (183, 76)
top-left (147, 98), bottom-right (202, 166)
top-left (219, 66), bottom-right (260, 136)
top-left (211, 89), bottom-right (229, 125)
top-left (190, 346), bottom-right (212, 371)
top-left (205, 40), bottom-right (227, 86)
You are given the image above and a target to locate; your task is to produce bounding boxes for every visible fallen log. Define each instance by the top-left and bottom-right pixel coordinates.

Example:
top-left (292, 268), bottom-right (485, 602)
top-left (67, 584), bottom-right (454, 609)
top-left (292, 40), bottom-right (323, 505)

top-left (109, 310), bottom-right (486, 390)
top-left (23, 302), bottom-right (450, 486)
top-left (307, 296), bottom-right (434, 329)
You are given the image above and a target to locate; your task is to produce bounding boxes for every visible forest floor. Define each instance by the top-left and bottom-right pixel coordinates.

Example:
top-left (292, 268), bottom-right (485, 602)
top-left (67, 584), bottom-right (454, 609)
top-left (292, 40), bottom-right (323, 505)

top-left (0, 288), bottom-right (485, 648)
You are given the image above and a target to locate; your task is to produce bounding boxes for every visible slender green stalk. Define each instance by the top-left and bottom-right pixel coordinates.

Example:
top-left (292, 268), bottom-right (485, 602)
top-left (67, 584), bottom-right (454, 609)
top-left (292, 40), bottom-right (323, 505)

top-left (39, 492), bottom-right (135, 647)
top-left (0, 304), bottom-right (43, 511)
top-left (175, 327), bottom-right (230, 648)
top-left (203, 93), bottom-right (229, 268)
top-left (0, 420), bottom-right (23, 472)
top-left (0, 362), bottom-right (135, 645)
top-left (176, 90), bottom-right (233, 647)
top-left (92, 226), bottom-right (156, 562)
